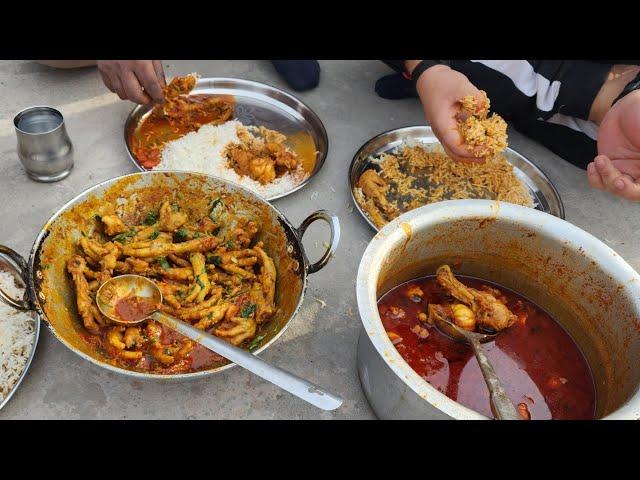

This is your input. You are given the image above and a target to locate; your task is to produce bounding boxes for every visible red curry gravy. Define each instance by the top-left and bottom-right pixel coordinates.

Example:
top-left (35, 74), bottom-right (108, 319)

top-left (103, 290), bottom-right (231, 373)
top-left (152, 323), bottom-right (224, 372)
top-left (378, 276), bottom-right (596, 420)
top-left (114, 296), bottom-right (157, 323)
top-left (82, 320), bottom-right (225, 374)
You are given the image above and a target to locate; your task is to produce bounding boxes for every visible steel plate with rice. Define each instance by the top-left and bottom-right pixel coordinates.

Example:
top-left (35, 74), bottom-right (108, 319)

top-left (0, 172), bottom-right (339, 379)
top-left (0, 251), bottom-right (40, 411)
top-left (349, 126), bottom-right (564, 231)
top-left (124, 77), bottom-right (328, 201)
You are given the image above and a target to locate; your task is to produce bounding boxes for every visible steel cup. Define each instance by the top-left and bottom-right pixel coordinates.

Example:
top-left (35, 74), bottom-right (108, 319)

top-left (14, 106), bottom-right (74, 182)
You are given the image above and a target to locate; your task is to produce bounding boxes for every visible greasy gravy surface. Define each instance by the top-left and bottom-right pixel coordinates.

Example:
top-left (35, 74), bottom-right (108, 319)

top-left (379, 275), bottom-right (595, 419)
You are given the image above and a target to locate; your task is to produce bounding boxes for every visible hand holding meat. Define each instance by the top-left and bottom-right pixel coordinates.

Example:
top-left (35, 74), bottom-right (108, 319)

top-left (415, 65), bottom-right (488, 163)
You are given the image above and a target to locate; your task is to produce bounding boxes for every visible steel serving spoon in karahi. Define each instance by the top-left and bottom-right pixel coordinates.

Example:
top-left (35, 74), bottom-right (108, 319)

top-left (433, 315), bottom-right (522, 420)
top-left (96, 274), bottom-right (343, 411)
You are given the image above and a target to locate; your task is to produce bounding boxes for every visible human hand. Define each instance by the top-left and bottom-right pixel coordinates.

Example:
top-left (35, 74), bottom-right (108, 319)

top-left (587, 90), bottom-right (640, 201)
top-left (96, 60), bottom-right (166, 105)
top-left (415, 65), bottom-right (487, 162)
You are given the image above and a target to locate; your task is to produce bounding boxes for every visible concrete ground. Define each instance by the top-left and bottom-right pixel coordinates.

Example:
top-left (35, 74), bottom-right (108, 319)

top-left (0, 60), bottom-right (638, 419)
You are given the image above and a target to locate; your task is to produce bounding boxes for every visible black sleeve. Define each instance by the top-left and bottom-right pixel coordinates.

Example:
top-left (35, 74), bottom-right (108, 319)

top-left (528, 60), bottom-right (612, 120)
top-left (450, 60), bottom-right (612, 122)
top-left (379, 60), bottom-right (609, 168)
top-left (447, 60), bottom-right (610, 169)
top-left (381, 60), bottom-right (406, 73)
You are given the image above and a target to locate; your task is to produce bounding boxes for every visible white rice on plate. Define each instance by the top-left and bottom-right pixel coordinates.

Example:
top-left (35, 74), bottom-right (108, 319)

top-left (157, 120), bottom-right (306, 198)
top-left (0, 270), bottom-right (36, 402)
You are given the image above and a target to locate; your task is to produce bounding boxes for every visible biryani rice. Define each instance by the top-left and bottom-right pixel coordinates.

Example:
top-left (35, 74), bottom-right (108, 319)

top-left (355, 142), bottom-right (534, 229)
top-left (457, 91), bottom-right (508, 159)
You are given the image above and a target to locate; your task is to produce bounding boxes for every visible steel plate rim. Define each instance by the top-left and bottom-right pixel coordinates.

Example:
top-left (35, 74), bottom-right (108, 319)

top-left (123, 76), bottom-right (329, 202)
top-left (348, 125), bottom-right (565, 232)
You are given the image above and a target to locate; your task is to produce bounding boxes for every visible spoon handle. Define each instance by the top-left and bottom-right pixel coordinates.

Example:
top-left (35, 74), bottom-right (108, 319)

top-left (469, 337), bottom-right (521, 420)
top-left (150, 311), bottom-right (343, 411)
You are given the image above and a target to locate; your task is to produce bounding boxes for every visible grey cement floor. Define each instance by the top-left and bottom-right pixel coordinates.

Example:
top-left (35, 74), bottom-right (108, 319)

top-left (0, 60), bottom-right (638, 419)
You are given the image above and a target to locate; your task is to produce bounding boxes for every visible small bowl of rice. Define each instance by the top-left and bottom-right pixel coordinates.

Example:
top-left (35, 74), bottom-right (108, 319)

top-left (0, 258), bottom-right (39, 411)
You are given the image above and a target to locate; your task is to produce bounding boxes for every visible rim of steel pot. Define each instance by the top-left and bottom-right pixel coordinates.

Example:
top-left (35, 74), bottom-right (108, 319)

top-left (356, 199), bottom-right (640, 420)
top-left (0, 171), bottom-right (340, 380)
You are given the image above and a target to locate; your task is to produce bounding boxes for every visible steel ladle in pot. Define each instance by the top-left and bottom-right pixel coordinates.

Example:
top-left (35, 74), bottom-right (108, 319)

top-left (96, 274), bottom-right (343, 411)
top-left (433, 315), bottom-right (522, 420)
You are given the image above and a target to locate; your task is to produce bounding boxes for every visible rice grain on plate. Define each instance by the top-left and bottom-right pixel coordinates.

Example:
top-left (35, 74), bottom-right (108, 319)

top-left (157, 120), bottom-right (305, 198)
top-left (0, 270), bottom-right (36, 402)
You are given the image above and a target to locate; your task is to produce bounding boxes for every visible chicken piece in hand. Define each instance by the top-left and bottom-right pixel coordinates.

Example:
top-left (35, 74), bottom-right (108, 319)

top-left (435, 264), bottom-right (517, 332)
top-left (163, 74), bottom-right (197, 99)
top-left (456, 92), bottom-right (507, 160)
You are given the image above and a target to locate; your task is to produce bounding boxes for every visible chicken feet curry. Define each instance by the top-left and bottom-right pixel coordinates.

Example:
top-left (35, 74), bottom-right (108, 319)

top-left (67, 196), bottom-right (278, 374)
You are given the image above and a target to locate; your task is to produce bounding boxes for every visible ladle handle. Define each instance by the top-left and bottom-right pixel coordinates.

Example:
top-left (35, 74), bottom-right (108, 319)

top-left (469, 338), bottom-right (521, 420)
top-left (150, 311), bottom-right (343, 411)
top-left (295, 210), bottom-right (340, 274)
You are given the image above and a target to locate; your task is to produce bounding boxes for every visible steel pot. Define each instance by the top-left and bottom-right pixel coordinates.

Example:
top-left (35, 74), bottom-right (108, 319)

top-left (0, 171), bottom-right (339, 379)
top-left (356, 199), bottom-right (640, 420)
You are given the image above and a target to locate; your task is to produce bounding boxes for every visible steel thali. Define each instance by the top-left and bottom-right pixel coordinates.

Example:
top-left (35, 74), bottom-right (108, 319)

top-left (349, 125), bottom-right (565, 231)
top-left (124, 77), bottom-right (329, 201)
top-left (0, 251), bottom-right (40, 411)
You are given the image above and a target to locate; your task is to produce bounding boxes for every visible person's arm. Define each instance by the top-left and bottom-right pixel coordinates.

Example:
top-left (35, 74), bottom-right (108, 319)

top-left (444, 60), bottom-right (640, 202)
top-left (395, 59), bottom-right (640, 202)
top-left (37, 60), bottom-right (97, 69)
top-left (587, 68), bottom-right (640, 201)
top-left (589, 65), bottom-right (640, 123)
top-left (38, 60), bottom-right (167, 104)
top-left (96, 60), bottom-right (166, 105)
top-left (531, 61), bottom-right (640, 200)
top-left (518, 61), bottom-right (613, 123)
top-left (461, 60), bottom-right (636, 125)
